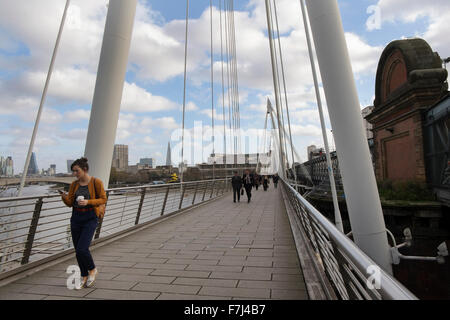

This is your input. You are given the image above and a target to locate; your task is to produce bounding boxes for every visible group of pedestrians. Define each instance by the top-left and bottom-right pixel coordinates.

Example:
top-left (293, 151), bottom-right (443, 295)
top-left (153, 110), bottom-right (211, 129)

top-left (231, 170), bottom-right (279, 203)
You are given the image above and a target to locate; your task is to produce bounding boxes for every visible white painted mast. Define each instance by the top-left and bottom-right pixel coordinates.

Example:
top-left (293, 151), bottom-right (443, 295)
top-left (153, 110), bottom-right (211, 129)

top-left (305, 0), bottom-right (392, 273)
top-left (84, 0), bottom-right (137, 188)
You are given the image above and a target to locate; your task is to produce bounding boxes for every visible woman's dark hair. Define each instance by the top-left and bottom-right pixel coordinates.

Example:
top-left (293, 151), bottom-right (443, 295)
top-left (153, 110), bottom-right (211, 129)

top-left (71, 157), bottom-right (89, 172)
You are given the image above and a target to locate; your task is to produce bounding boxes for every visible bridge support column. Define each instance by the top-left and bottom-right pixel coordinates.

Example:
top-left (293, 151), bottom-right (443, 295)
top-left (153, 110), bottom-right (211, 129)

top-left (305, 0), bottom-right (392, 273)
top-left (84, 0), bottom-right (137, 188)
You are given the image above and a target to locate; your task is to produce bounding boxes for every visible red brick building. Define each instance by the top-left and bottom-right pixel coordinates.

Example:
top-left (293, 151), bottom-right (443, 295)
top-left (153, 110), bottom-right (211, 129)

top-left (366, 38), bottom-right (448, 182)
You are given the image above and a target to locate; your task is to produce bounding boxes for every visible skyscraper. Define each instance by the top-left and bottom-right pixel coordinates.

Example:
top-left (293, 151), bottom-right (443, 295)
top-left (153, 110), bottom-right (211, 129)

top-left (0, 156), bottom-right (5, 176)
top-left (166, 142), bottom-right (172, 166)
top-left (112, 144), bottom-right (128, 170)
top-left (5, 156), bottom-right (13, 177)
top-left (307, 145), bottom-right (317, 161)
top-left (28, 152), bottom-right (38, 175)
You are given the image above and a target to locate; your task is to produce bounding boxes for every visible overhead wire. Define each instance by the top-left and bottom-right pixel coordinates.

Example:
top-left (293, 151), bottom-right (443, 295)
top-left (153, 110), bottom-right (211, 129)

top-left (180, 0), bottom-right (189, 186)
top-left (219, 0), bottom-right (227, 165)
top-left (268, 0), bottom-right (289, 171)
top-left (272, 0), bottom-right (297, 183)
top-left (210, 0), bottom-right (215, 180)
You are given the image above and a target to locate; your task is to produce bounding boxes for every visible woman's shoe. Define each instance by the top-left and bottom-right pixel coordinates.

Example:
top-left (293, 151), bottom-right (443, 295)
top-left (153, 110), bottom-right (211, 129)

top-left (75, 277), bottom-right (87, 290)
top-left (86, 268), bottom-right (98, 288)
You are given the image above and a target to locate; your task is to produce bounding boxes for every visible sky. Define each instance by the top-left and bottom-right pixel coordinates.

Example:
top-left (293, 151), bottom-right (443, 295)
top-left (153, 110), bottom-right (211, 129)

top-left (0, 0), bottom-right (449, 174)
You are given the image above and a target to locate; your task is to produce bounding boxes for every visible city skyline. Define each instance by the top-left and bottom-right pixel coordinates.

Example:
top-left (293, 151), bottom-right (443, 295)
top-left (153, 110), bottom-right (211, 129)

top-left (0, 0), bottom-right (449, 176)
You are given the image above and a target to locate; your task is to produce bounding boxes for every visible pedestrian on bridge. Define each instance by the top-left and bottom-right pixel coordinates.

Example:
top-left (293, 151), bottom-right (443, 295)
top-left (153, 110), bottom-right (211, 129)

top-left (231, 171), bottom-right (242, 203)
top-left (242, 170), bottom-right (253, 203)
top-left (60, 157), bottom-right (106, 290)
top-left (273, 174), bottom-right (279, 189)
top-left (254, 174), bottom-right (261, 190)
top-left (263, 175), bottom-right (269, 191)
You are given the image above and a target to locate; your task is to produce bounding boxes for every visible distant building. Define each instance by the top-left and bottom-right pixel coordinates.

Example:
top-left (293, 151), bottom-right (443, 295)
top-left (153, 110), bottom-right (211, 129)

top-left (0, 156), bottom-right (5, 176)
top-left (361, 106), bottom-right (374, 139)
top-left (112, 144), bottom-right (128, 170)
top-left (5, 156), bottom-right (13, 177)
top-left (307, 145), bottom-right (324, 161)
top-left (49, 164), bottom-right (56, 176)
top-left (67, 160), bottom-right (74, 173)
top-left (27, 152), bottom-right (39, 176)
top-left (139, 158), bottom-right (154, 168)
top-left (307, 145), bottom-right (317, 161)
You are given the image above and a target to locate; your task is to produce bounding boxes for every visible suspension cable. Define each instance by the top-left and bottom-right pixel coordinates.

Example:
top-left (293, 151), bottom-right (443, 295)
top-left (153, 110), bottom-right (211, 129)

top-left (265, 0), bottom-right (286, 177)
top-left (269, 0), bottom-right (289, 170)
top-left (219, 0), bottom-right (227, 166)
top-left (273, 0), bottom-right (297, 184)
top-left (18, 0), bottom-right (71, 197)
top-left (299, 0), bottom-right (342, 230)
top-left (180, 0), bottom-right (189, 186)
top-left (210, 0), bottom-right (216, 180)
top-left (224, 0), bottom-right (234, 156)
top-left (230, 0), bottom-right (241, 153)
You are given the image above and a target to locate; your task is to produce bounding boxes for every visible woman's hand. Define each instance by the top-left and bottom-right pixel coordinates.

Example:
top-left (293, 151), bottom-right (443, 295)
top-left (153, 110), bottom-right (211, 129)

top-left (78, 199), bottom-right (89, 207)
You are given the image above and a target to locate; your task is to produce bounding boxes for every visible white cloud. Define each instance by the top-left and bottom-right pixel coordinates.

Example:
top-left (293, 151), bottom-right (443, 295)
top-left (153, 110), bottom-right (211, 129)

top-left (345, 33), bottom-right (383, 76)
top-left (143, 136), bottom-right (156, 145)
top-left (290, 124), bottom-right (322, 137)
top-left (186, 101), bottom-right (199, 111)
top-left (121, 82), bottom-right (178, 113)
top-left (141, 116), bottom-right (179, 130)
top-left (375, 0), bottom-right (450, 55)
top-left (60, 128), bottom-right (87, 141)
top-left (64, 109), bottom-right (91, 122)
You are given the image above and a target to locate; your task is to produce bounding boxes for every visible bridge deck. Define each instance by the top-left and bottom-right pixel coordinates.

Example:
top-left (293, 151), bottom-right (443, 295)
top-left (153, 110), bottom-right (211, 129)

top-left (0, 186), bottom-right (308, 300)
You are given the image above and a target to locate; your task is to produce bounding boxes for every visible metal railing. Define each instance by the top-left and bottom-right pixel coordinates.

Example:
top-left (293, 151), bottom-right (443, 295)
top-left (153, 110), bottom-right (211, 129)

top-left (0, 178), bottom-right (230, 274)
top-left (281, 179), bottom-right (417, 300)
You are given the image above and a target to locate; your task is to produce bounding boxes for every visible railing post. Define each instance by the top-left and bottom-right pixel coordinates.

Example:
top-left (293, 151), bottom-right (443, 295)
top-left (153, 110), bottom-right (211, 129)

top-left (209, 180), bottom-right (216, 199)
top-left (178, 184), bottom-right (186, 210)
top-left (202, 182), bottom-right (208, 202)
top-left (95, 190), bottom-right (109, 239)
top-left (217, 180), bottom-right (224, 196)
top-left (161, 186), bottom-right (170, 216)
top-left (192, 182), bottom-right (199, 205)
top-left (21, 197), bottom-right (43, 265)
top-left (135, 187), bottom-right (146, 225)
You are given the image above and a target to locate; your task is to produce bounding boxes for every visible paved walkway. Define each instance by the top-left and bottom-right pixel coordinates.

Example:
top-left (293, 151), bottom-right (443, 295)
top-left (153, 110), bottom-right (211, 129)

top-left (0, 185), bottom-right (308, 300)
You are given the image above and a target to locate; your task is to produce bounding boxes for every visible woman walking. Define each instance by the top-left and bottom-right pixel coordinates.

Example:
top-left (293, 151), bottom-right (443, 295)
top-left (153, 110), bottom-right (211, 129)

top-left (60, 157), bottom-right (106, 289)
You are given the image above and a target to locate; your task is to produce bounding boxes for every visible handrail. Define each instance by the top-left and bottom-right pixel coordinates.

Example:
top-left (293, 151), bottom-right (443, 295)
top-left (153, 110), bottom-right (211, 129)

top-left (281, 178), bottom-right (417, 300)
top-left (0, 178), bottom-right (227, 203)
top-left (0, 178), bottom-right (231, 275)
